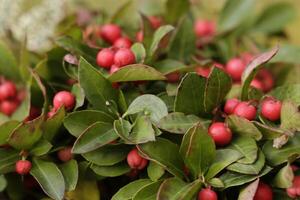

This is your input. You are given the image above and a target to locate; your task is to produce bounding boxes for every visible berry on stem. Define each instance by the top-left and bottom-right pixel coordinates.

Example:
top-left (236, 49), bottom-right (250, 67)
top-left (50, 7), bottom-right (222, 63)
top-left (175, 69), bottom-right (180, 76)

top-left (198, 188), bottom-right (218, 200)
top-left (16, 160), bottom-right (32, 175)
top-left (224, 98), bottom-right (240, 115)
top-left (0, 100), bottom-right (18, 116)
top-left (253, 182), bottom-right (273, 200)
top-left (100, 24), bottom-right (121, 43)
top-left (148, 16), bottom-right (162, 29)
top-left (113, 37), bottom-right (132, 49)
top-left (194, 20), bottom-right (216, 38)
top-left (114, 48), bottom-right (135, 67)
top-left (109, 64), bottom-right (120, 74)
top-left (0, 81), bottom-right (17, 101)
top-left (261, 97), bottom-right (282, 121)
top-left (286, 176), bottom-right (300, 198)
top-left (96, 48), bottom-right (115, 68)
top-left (225, 58), bottom-right (246, 81)
top-left (57, 147), bottom-right (73, 162)
top-left (250, 79), bottom-right (264, 90)
top-left (53, 91), bottom-right (75, 111)
top-left (208, 122), bottom-right (232, 146)
top-left (233, 102), bottom-right (257, 120)
top-left (127, 148), bottom-right (148, 170)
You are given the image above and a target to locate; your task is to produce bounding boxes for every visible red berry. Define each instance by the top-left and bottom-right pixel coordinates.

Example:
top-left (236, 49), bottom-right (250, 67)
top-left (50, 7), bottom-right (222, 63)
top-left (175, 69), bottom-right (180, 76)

top-left (96, 48), bottom-right (115, 68)
top-left (53, 91), bottom-right (75, 111)
top-left (261, 98), bottom-right (281, 121)
top-left (196, 67), bottom-right (211, 78)
top-left (25, 106), bottom-right (41, 121)
top-left (114, 48), bottom-right (135, 67)
top-left (233, 102), bottom-right (257, 120)
top-left (100, 24), bottom-right (121, 43)
top-left (225, 58), bottom-right (246, 81)
top-left (136, 31), bottom-right (144, 42)
top-left (148, 16), bottom-right (162, 29)
top-left (287, 176), bottom-right (300, 198)
top-left (127, 148), bottom-right (148, 170)
top-left (166, 72), bottom-right (180, 83)
top-left (256, 69), bottom-right (274, 92)
top-left (194, 20), bottom-right (216, 38)
top-left (47, 108), bottom-right (56, 119)
top-left (16, 160), bottom-right (32, 175)
top-left (250, 79), bottom-right (264, 90)
top-left (198, 188), bottom-right (218, 200)
top-left (241, 52), bottom-right (254, 64)
top-left (113, 37), bottom-right (132, 49)
top-left (224, 98), bottom-right (240, 115)
top-left (208, 122), bottom-right (232, 146)
top-left (253, 182), bottom-right (273, 200)
top-left (0, 100), bottom-right (18, 116)
top-left (57, 147), bottom-right (73, 162)
top-left (0, 81), bottom-right (17, 101)
top-left (109, 64), bottom-right (120, 74)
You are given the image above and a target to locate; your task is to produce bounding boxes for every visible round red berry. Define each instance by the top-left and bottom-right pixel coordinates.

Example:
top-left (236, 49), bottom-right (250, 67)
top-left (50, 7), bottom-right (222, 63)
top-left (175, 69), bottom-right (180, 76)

top-left (256, 69), bottom-right (274, 92)
top-left (53, 91), bottom-right (75, 111)
top-left (287, 176), bottom-right (300, 198)
top-left (109, 64), bottom-right (120, 74)
top-left (208, 122), bottom-right (232, 146)
top-left (136, 31), bottom-right (144, 42)
top-left (166, 72), bottom-right (180, 83)
top-left (16, 160), bottom-right (32, 175)
top-left (224, 98), bottom-right (240, 115)
top-left (57, 147), bottom-right (73, 162)
top-left (114, 48), bottom-right (135, 67)
top-left (0, 100), bottom-right (18, 116)
top-left (261, 97), bottom-right (281, 121)
top-left (0, 81), bottom-right (17, 101)
top-left (240, 52), bottom-right (254, 64)
top-left (196, 67), bottom-right (211, 78)
top-left (127, 148), bottom-right (148, 170)
top-left (233, 102), bottom-right (257, 120)
top-left (194, 20), bottom-right (216, 38)
top-left (113, 37), bottom-right (132, 49)
top-left (250, 79), bottom-right (264, 90)
top-left (148, 16), bottom-right (162, 29)
top-left (253, 182), bottom-right (273, 200)
top-left (96, 48), bottom-right (115, 68)
top-left (198, 188), bottom-right (218, 200)
top-left (225, 58), bottom-right (246, 81)
top-left (100, 24), bottom-right (121, 43)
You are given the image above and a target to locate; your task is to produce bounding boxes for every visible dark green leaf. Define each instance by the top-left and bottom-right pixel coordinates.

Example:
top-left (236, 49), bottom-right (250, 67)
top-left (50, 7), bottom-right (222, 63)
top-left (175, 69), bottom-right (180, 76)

top-left (171, 179), bottom-right (202, 200)
top-left (90, 162), bottom-right (130, 177)
top-left (72, 83), bottom-right (85, 110)
top-left (130, 115), bottom-right (156, 144)
top-left (147, 161), bottom-right (165, 181)
top-left (273, 164), bottom-right (293, 189)
top-left (133, 181), bottom-right (163, 200)
top-left (59, 159), bottom-right (78, 191)
top-left (43, 107), bottom-right (65, 141)
top-left (270, 84), bottom-right (300, 104)
top-left (0, 41), bottom-right (20, 81)
top-left (0, 121), bottom-right (20, 146)
top-left (280, 100), bottom-right (300, 132)
top-left (253, 122), bottom-right (284, 140)
top-left (154, 59), bottom-right (188, 75)
top-left (0, 149), bottom-right (19, 174)
top-left (0, 175), bottom-right (7, 192)
top-left (165, 0), bottom-right (190, 24)
top-left (238, 179), bottom-right (259, 200)
top-left (30, 139), bottom-right (53, 156)
top-left (157, 178), bottom-right (187, 200)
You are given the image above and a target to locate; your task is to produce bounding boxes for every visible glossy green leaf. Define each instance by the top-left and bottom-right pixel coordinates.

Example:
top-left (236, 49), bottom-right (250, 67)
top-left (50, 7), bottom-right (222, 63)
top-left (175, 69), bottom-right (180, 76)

top-left (253, 122), bottom-right (284, 140)
top-left (64, 110), bottom-right (115, 137)
top-left (226, 115), bottom-right (262, 140)
top-left (157, 178), bottom-right (187, 200)
top-left (131, 43), bottom-right (146, 63)
top-left (30, 158), bottom-right (65, 200)
top-left (59, 160), bottom-right (78, 191)
top-left (137, 138), bottom-right (185, 179)
top-left (238, 179), bottom-right (259, 200)
top-left (90, 162), bottom-right (130, 177)
top-left (180, 125), bottom-right (216, 179)
top-left (149, 25), bottom-right (174, 58)
top-left (0, 121), bottom-right (20, 146)
top-left (131, 115), bottom-right (156, 143)
top-left (43, 107), bottom-right (65, 141)
top-left (29, 139), bottom-right (53, 156)
top-left (208, 178), bottom-right (224, 188)
top-left (273, 164), bottom-right (293, 189)
top-left (133, 181), bottom-right (163, 200)
top-left (270, 84), bottom-right (300, 104)
top-left (165, 0), bottom-right (189, 24)
top-left (72, 83), bottom-right (85, 110)
top-left (154, 59), bottom-right (188, 75)
top-left (147, 161), bottom-right (165, 182)
top-left (280, 100), bottom-right (300, 132)
top-left (0, 41), bottom-right (20, 81)
top-left (72, 122), bottom-right (118, 154)
top-left (171, 179), bottom-right (202, 200)
top-left (0, 149), bottom-right (20, 174)
top-left (65, 180), bottom-right (100, 200)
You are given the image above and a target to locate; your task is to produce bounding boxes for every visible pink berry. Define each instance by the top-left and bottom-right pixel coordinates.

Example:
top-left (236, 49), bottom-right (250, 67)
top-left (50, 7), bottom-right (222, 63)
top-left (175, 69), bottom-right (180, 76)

top-left (0, 100), bottom-right (18, 116)
top-left (196, 67), bottom-right (211, 78)
top-left (114, 48), bottom-right (135, 67)
top-left (136, 31), bottom-right (144, 42)
top-left (127, 149), bottom-right (148, 170)
top-left (250, 79), bottom-right (264, 90)
top-left (194, 20), bottom-right (216, 38)
top-left (166, 72), bottom-right (180, 83)
top-left (53, 91), bottom-right (75, 111)
top-left (224, 98), bottom-right (240, 115)
top-left (256, 69), bottom-right (274, 92)
top-left (254, 182), bottom-right (273, 200)
top-left (16, 160), bottom-right (32, 175)
top-left (47, 109), bottom-right (56, 119)
top-left (241, 52), bottom-right (254, 64)
top-left (287, 187), bottom-right (297, 198)
top-left (198, 188), bottom-right (218, 200)
top-left (261, 97), bottom-right (281, 121)
top-left (100, 24), bottom-right (121, 43)
top-left (57, 147), bottom-right (73, 162)
top-left (225, 58), bottom-right (246, 81)
top-left (113, 37), bottom-right (132, 48)
top-left (233, 102), bottom-right (257, 120)
top-left (96, 48), bottom-right (115, 68)
top-left (0, 81), bottom-right (17, 101)
top-left (208, 122), bottom-right (232, 146)
top-left (148, 16), bottom-right (162, 29)
top-left (109, 64), bottom-right (120, 74)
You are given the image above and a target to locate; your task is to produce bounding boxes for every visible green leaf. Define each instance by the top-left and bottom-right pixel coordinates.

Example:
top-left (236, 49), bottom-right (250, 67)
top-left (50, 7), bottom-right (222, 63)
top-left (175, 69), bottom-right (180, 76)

top-left (59, 160), bottom-right (78, 191)
top-left (253, 122), bottom-right (284, 140)
top-left (270, 45), bottom-right (300, 64)
top-left (262, 134), bottom-right (300, 166)
top-left (64, 110), bottom-right (115, 137)
top-left (11, 81), bottom-right (31, 121)
top-left (72, 122), bottom-right (118, 154)
top-left (0, 149), bottom-right (20, 174)
top-left (130, 115), bottom-right (156, 143)
top-left (218, 0), bottom-right (255, 33)
top-left (226, 115), bottom-right (262, 140)
top-left (154, 59), bottom-right (188, 75)
top-left (228, 136), bottom-right (258, 164)
top-left (65, 180), bottom-right (100, 200)
top-left (241, 47), bottom-right (278, 100)
top-left (180, 125), bottom-right (216, 179)
top-left (205, 149), bottom-right (243, 180)
top-left (79, 57), bottom-right (118, 112)
top-left (171, 179), bottom-right (202, 200)
top-left (30, 158), bottom-right (65, 200)
top-left (8, 116), bottom-right (43, 150)
top-left (165, 0), bottom-right (190, 24)
top-left (133, 181), bottom-right (163, 200)
top-left (0, 121), bottom-right (20, 146)
top-left (72, 83), bottom-right (85, 110)
top-left (280, 100), bottom-right (300, 132)
top-left (149, 25), bottom-right (174, 58)
top-left (43, 107), bottom-right (65, 141)
top-left (238, 179), bottom-right (259, 200)
top-left (131, 43), bottom-right (146, 63)
top-left (0, 175), bottom-right (7, 192)
top-left (137, 138), bottom-right (185, 179)
top-left (270, 84), bottom-right (300, 104)
top-left (82, 144), bottom-right (131, 166)
top-left (157, 178), bottom-right (187, 200)
top-left (158, 112), bottom-right (206, 134)
top-left (0, 41), bottom-right (20, 81)
top-left (227, 150), bottom-right (265, 175)
top-left (254, 3), bottom-right (296, 34)
top-left (168, 15), bottom-right (196, 63)
top-left (208, 178), bottom-right (224, 188)
top-left (124, 94), bottom-right (168, 124)
top-left (108, 64), bottom-right (166, 82)
top-left (30, 139), bottom-right (53, 156)
top-left (90, 162), bottom-right (130, 177)
top-left (147, 161), bottom-right (165, 182)
top-left (112, 179), bottom-right (153, 200)
top-left (273, 164), bottom-right (293, 189)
